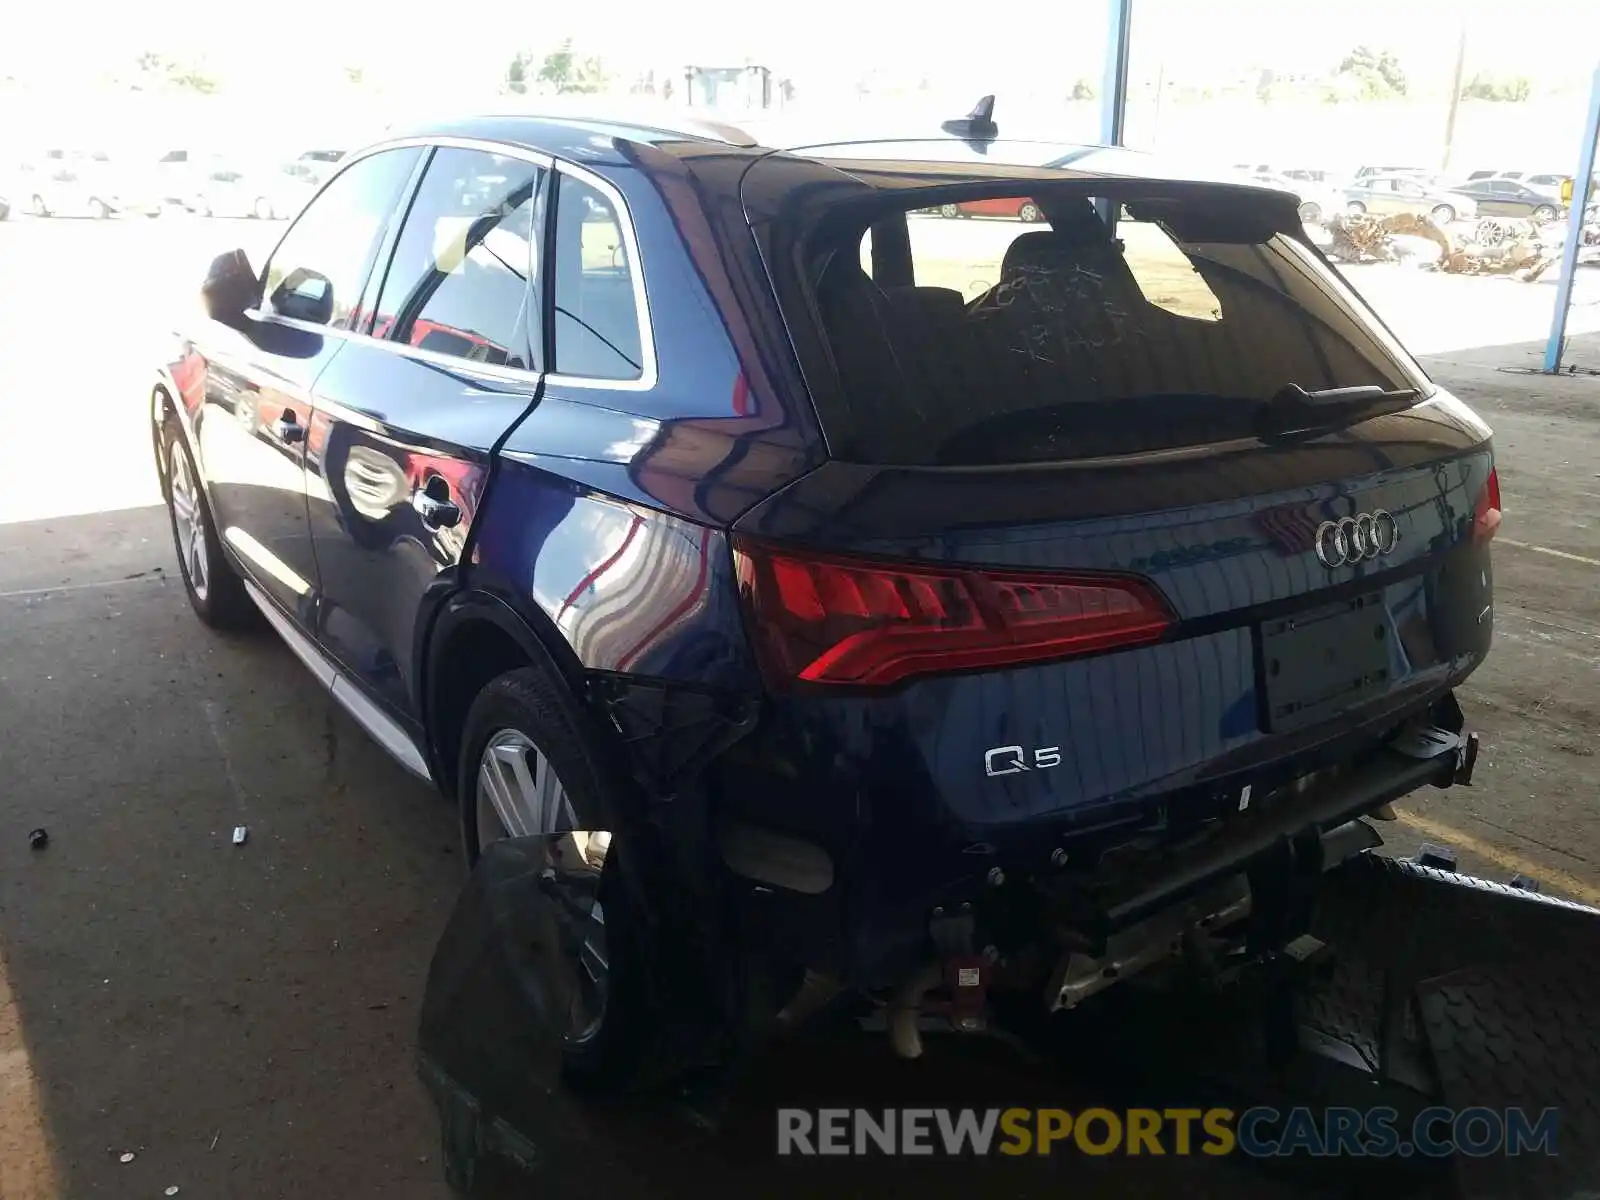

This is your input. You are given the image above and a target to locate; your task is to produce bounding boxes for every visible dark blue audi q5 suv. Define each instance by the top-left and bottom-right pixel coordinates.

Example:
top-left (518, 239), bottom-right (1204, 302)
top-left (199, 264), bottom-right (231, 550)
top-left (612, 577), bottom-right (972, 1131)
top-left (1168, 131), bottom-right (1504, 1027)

top-left (153, 110), bottom-right (1499, 1090)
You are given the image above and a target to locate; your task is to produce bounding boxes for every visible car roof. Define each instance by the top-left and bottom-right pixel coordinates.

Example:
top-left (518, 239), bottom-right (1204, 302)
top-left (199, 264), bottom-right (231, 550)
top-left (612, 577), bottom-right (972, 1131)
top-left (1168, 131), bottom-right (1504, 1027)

top-left (369, 112), bottom-right (1279, 201)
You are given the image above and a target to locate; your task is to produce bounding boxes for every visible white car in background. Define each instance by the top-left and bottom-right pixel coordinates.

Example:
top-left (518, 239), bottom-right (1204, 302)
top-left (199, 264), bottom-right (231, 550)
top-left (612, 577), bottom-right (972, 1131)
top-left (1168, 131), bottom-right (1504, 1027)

top-left (1240, 170), bottom-right (1343, 225)
top-left (187, 160), bottom-right (319, 220)
top-left (17, 150), bottom-right (162, 218)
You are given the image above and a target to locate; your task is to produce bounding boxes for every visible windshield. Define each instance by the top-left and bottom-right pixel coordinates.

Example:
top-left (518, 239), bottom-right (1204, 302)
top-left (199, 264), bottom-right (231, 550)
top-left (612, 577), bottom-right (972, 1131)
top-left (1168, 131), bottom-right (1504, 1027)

top-left (773, 182), bottom-right (1431, 465)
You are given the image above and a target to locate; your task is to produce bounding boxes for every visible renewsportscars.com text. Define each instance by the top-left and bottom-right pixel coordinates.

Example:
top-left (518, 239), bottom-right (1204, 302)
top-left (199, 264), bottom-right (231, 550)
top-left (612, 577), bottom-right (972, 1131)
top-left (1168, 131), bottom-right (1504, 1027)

top-left (776, 1106), bottom-right (1559, 1159)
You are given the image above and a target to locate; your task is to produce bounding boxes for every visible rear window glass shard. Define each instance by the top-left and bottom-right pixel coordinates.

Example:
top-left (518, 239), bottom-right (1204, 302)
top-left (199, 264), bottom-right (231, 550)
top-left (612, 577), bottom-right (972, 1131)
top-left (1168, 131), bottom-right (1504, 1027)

top-left (797, 184), bottom-right (1429, 466)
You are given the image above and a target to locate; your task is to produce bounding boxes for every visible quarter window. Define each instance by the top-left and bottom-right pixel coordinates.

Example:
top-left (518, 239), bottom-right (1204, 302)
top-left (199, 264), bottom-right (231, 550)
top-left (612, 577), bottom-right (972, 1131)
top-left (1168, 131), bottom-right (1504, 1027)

top-left (371, 147), bottom-right (543, 370)
top-left (552, 174), bottom-right (644, 381)
top-left (262, 148), bottom-right (421, 329)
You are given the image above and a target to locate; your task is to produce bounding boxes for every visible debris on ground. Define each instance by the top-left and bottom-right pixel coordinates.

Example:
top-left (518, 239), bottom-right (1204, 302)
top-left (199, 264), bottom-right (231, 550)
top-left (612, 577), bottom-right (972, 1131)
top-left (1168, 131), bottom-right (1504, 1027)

top-left (1322, 209), bottom-right (1600, 280)
top-left (28, 828), bottom-right (48, 850)
top-left (231, 825), bottom-right (248, 846)
top-left (118, 1151), bottom-right (135, 1164)
top-left (165, 1187), bottom-right (180, 1196)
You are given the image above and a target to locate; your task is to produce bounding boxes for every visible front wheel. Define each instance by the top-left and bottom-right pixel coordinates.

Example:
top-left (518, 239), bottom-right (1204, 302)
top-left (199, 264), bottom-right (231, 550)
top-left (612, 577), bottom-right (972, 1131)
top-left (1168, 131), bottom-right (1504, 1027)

top-left (938, 203), bottom-right (960, 219)
top-left (1298, 201), bottom-right (1322, 224)
top-left (1533, 204), bottom-right (1557, 222)
top-left (30, 194), bottom-right (49, 217)
top-left (1018, 201), bottom-right (1042, 223)
top-left (457, 668), bottom-right (653, 1093)
top-left (252, 196), bottom-right (274, 220)
top-left (1345, 200), bottom-right (1367, 216)
top-left (159, 415), bottom-right (255, 629)
top-left (91, 199), bottom-right (111, 220)
top-left (1431, 204), bottom-right (1456, 225)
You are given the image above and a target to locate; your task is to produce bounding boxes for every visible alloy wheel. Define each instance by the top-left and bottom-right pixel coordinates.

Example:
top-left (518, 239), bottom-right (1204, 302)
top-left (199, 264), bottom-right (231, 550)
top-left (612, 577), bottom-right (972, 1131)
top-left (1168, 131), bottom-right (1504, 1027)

top-left (167, 444), bottom-right (209, 602)
top-left (475, 728), bottom-right (609, 1041)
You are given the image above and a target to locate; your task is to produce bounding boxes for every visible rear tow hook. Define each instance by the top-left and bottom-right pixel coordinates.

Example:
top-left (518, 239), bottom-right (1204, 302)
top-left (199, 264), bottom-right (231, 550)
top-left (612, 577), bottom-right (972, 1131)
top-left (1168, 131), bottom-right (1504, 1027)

top-left (886, 907), bottom-right (994, 1058)
top-left (1390, 721), bottom-right (1479, 787)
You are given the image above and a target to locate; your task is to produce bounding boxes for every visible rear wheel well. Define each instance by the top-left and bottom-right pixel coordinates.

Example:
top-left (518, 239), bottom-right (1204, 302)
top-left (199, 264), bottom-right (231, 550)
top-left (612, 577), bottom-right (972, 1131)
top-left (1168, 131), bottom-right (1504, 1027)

top-left (428, 618), bottom-right (535, 799)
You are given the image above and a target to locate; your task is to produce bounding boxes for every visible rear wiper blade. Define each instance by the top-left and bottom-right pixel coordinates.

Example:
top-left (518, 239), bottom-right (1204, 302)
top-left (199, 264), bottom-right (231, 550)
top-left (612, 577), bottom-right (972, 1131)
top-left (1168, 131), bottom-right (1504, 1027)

top-left (1270, 383), bottom-right (1420, 410)
top-left (1256, 383), bottom-right (1421, 440)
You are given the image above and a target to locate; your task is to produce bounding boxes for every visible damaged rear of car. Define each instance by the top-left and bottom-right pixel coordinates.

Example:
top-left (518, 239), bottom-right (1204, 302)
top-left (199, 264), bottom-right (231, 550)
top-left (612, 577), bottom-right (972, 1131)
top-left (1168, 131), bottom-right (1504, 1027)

top-left (422, 134), bottom-right (1499, 1102)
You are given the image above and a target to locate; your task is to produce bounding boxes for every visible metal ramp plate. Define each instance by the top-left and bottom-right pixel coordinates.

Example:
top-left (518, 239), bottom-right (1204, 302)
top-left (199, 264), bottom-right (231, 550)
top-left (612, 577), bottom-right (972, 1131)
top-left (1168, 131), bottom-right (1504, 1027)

top-left (1420, 959), bottom-right (1600, 1200)
top-left (1307, 855), bottom-right (1600, 1199)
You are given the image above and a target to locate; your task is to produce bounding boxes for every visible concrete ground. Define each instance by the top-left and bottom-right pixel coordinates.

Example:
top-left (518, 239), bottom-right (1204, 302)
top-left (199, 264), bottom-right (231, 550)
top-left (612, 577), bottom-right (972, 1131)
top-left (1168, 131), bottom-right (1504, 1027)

top-left (0, 214), bottom-right (1597, 1198)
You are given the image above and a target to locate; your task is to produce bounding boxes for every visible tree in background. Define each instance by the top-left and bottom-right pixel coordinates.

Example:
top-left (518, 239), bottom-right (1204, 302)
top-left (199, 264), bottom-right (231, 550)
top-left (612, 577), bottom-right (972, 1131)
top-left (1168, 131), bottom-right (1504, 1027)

top-left (537, 39), bottom-right (606, 94)
top-left (132, 51), bottom-right (219, 95)
top-left (1334, 46), bottom-right (1407, 99)
top-left (1462, 72), bottom-right (1532, 102)
top-left (506, 51), bottom-right (532, 95)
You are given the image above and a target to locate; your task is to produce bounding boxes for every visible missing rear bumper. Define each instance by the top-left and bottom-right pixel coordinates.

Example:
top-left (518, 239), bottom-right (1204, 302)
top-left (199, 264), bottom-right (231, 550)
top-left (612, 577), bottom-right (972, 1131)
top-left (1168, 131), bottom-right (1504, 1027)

top-left (1074, 720), bottom-right (1470, 939)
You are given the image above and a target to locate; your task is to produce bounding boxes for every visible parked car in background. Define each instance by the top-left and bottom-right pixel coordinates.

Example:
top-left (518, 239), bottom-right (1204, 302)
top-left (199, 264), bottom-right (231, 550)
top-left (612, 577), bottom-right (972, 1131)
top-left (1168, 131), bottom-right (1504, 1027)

top-left (17, 150), bottom-right (161, 218)
top-left (1242, 171), bottom-right (1341, 224)
top-left (1234, 165), bottom-right (1336, 186)
top-left (188, 161), bottom-right (319, 220)
top-left (1353, 165), bottom-right (1431, 182)
top-left (939, 195), bottom-right (1045, 222)
top-left (294, 149), bottom-right (346, 185)
top-left (1448, 178), bottom-right (1561, 222)
top-left (1343, 174), bottom-right (1476, 223)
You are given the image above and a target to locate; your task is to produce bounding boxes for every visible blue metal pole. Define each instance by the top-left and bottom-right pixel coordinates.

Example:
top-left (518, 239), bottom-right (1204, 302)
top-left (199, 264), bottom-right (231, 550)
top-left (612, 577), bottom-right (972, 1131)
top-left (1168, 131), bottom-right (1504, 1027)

top-left (1543, 64), bottom-right (1600, 374)
top-left (1097, 0), bottom-right (1134, 229)
top-left (1100, 0), bottom-right (1132, 147)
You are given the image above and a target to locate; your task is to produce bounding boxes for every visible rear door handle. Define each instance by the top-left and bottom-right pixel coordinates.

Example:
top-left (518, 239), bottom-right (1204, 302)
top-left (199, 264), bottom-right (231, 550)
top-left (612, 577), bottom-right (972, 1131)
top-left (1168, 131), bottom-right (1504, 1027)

top-left (272, 413), bottom-right (306, 444)
top-left (412, 476), bottom-right (461, 529)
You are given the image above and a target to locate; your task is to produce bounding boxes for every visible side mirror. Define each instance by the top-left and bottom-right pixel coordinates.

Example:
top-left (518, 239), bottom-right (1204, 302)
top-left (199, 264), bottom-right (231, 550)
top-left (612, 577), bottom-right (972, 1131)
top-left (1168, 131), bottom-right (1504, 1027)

top-left (201, 249), bottom-right (258, 327)
top-left (269, 267), bottom-right (335, 326)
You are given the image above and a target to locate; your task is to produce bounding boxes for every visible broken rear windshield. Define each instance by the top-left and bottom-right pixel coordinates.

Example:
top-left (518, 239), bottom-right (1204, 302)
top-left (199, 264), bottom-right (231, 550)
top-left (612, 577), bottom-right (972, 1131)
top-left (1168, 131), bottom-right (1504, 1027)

top-left (771, 183), bottom-right (1431, 466)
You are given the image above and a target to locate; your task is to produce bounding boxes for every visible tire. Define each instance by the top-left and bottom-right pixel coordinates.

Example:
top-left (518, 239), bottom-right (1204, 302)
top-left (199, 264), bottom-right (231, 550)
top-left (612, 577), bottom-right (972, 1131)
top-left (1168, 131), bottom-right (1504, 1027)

top-left (252, 196), bottom-right (274, 220)
top-left (456, 667), bottom-right (651, 1092)
top-left (1533, 204), bottom-right (1557, 222)
top-left (1298, 201), bottom-right (1322, 224)
top-left (31, 194), bottom-right (49, 217)
top-left (159, 415), bottom-right (255, 630)
top-left (91, 198), bottom-right (111, 220)
top-left (1431, 204), bottom-right (1456, 225)
top-left (1345, 201), bottom-right (1366, 215)
top-left (1018, 201), bottom-right (1042, 223)
top-left (938, 203), bottom-right (960, 218)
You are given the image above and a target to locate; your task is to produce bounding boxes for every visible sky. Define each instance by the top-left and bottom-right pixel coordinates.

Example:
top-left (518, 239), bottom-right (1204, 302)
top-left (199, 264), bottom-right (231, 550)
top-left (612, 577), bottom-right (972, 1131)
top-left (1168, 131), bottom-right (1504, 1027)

top-left (6, 0), bottom-right (1597, 89)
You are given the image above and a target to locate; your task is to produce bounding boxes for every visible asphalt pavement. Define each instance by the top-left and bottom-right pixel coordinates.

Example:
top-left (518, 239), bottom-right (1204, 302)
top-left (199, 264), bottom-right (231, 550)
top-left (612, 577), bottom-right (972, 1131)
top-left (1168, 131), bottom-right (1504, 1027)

top-left (0, 213), bottom-right (1597, 1198)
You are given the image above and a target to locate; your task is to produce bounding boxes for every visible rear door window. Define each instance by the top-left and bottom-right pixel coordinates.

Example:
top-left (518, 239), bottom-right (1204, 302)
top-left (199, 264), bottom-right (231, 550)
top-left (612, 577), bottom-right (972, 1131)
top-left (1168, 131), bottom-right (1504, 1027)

top-left (370, 146), bottom-right (544, 370)
top-left (794, 188), bottom-right (1429, 465)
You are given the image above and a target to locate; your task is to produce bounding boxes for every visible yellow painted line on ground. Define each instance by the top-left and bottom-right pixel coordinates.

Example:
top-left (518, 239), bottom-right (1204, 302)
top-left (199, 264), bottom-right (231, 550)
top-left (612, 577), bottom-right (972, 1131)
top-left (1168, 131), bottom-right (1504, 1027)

top-left (1498, 538), bottom-right (1600, 569)
top-left (1392, 808), bottom-right (1600, 908)
top-left (0, 956), bottom-right (58, 1199)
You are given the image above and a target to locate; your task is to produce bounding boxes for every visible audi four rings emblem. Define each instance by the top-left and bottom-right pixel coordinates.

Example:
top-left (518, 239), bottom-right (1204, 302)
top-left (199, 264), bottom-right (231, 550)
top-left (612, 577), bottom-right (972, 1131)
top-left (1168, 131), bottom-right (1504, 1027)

top-left (1314, 511), bottom-right (1398, 567)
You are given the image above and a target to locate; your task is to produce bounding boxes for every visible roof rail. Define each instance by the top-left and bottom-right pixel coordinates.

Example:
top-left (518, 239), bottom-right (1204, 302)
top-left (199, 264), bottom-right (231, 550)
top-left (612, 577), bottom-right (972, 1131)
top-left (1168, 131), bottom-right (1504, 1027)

top-left (490, 102), bottom-right (762, 148)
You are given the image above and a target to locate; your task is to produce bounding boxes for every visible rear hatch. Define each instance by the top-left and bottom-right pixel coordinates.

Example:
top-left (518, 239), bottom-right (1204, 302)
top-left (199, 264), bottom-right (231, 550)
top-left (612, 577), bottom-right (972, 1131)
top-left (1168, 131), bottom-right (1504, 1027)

top-left (733, 153), bottom-right (1499, 845)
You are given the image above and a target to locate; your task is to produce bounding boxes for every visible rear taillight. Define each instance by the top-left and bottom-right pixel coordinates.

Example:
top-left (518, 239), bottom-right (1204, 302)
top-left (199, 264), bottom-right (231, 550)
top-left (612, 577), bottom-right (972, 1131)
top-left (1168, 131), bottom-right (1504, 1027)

top-left (1474, 467), bottom-right (1502, 543)
top-left (732, 538), bottom-right (1173, 689)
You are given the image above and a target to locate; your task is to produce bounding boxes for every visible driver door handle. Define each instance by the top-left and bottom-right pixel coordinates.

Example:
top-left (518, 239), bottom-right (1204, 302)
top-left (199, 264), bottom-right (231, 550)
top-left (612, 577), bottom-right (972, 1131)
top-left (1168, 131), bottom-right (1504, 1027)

top-left (412, 476), bottom-right (461, 529)
top-left (272, 412), bottom-right (306, 444)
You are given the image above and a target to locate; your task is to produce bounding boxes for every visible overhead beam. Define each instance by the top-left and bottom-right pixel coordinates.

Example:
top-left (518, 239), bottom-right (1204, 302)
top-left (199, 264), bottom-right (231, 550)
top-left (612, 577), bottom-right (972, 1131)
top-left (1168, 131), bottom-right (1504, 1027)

top-left (1099, 0), bottom-right (1133, 147)
top-left (1544, 64), bottom-right (1600, 374)
top-left (1097, 0), bottom-right (1134, 229)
